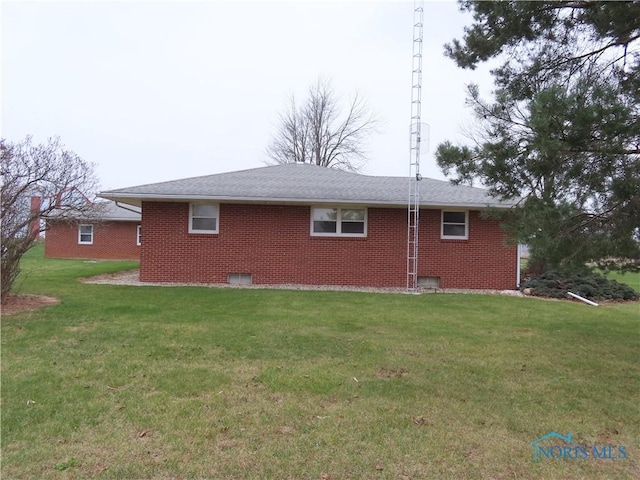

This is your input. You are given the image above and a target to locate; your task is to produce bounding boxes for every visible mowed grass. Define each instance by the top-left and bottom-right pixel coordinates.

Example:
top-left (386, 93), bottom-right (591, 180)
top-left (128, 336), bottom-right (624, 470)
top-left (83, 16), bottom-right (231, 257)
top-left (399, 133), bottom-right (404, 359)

top-left (606, 270), bottom-right (640, 293)
top-left (2, 245), bottom-right (639, 479)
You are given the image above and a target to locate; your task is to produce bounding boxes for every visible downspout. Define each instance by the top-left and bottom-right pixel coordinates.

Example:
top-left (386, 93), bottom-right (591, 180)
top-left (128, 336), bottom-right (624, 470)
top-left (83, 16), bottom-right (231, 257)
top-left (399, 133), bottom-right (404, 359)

top-left (516, 244), bottom-right (521, 289)
top-left (567, 291), bottom-right (599, 306)
top-left (115, 201), bottom-right (142, 215)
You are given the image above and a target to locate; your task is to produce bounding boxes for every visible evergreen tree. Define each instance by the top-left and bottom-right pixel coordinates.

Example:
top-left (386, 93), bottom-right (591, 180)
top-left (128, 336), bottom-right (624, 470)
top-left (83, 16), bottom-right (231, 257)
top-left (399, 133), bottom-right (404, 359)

top-left (436, 1), bottom-right (640, 272)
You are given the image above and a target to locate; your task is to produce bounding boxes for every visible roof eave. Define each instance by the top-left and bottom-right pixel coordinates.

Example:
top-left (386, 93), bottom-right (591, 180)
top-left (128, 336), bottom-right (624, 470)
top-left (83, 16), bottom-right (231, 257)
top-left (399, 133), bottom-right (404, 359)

top-left (99, 192), bottom-right (515, 210)
top-left (100, 217), bottom-right (141, 222)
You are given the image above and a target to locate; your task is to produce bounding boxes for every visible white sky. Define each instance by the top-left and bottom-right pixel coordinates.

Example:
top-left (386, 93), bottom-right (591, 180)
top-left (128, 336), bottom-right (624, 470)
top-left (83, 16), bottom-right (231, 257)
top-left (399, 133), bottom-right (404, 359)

top-left (1, 0), bottom-right (494, 191)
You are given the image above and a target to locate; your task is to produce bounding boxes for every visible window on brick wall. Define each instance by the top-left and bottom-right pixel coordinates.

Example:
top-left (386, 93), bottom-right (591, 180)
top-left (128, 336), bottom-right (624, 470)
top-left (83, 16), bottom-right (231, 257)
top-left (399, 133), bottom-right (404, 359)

top-left (441, 211), bottom-right (468, 239)
top-left (137, 225), bottom-right (142, 246)
top-left (78, 224), bottom-right (93, 244)
top-left (311, 207), bottom-right (367, 237)
top-left (189, 203), bottom-right (219, 234)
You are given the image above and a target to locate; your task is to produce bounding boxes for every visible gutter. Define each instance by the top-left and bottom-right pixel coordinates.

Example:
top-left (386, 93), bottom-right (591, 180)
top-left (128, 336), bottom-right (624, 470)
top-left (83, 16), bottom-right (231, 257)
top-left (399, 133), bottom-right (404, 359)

top-left (99, 192), bottom-right (516, 210)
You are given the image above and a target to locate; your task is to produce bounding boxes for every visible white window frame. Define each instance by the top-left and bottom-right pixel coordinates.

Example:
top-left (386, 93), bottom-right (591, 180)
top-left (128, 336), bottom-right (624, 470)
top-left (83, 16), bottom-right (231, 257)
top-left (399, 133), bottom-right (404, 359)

top-left (136, 225), bottom-right (142, 246)
top-left (78, 224), bottom-right (94, 245)
top-left (189, 203), bottom-right (219, 234)
top-left (441, 210), bottom-right (468, 240)
top-left (310, 207), bottom-right (367, 237)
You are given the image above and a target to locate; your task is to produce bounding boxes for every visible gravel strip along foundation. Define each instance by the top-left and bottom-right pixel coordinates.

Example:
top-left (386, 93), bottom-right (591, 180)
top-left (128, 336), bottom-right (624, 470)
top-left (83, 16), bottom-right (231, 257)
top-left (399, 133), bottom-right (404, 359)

top-left (81, 269), bottom-right (523, 296)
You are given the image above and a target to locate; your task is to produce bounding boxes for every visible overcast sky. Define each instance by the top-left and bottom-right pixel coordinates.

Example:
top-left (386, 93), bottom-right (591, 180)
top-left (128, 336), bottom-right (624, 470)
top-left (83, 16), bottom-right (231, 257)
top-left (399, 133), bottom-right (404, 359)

top-left (2, 0), bottom-right (494, 191)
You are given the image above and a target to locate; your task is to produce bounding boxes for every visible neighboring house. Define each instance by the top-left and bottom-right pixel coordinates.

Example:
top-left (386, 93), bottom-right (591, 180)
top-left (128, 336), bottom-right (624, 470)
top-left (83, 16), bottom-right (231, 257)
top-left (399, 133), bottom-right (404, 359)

top-left (100, 163), bottom-right (520, 289)
top-left (44, 201), bottom-right (141, 260)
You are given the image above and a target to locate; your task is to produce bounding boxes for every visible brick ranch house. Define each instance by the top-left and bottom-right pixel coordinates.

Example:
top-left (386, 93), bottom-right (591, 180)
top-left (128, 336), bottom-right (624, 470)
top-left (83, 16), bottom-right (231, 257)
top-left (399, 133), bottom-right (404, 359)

top-left (44, 201), bottom-right (141, 260)
top-left (100, 163), bottom-right (520, 289)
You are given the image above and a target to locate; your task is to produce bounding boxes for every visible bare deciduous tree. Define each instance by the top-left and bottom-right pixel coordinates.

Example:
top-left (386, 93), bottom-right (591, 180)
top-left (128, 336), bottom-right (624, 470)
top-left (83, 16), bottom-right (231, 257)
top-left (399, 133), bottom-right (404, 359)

top-left (266, 79), bottom-right (378, 172)
top-left (1, 136), bottom-right (99, 303)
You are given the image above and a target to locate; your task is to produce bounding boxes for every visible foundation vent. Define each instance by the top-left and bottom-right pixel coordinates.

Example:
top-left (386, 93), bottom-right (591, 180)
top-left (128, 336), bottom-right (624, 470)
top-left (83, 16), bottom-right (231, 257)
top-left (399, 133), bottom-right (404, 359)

top-left (417, 277), bottom-right (440, 289)
top-left (227, 273), bottom-right (253, 285)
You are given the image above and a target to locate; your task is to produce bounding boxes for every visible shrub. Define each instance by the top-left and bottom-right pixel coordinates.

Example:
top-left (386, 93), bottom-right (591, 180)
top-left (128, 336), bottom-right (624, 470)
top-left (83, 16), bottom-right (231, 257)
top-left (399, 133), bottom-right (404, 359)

top-left (521, 271), bottom-right (639, 301)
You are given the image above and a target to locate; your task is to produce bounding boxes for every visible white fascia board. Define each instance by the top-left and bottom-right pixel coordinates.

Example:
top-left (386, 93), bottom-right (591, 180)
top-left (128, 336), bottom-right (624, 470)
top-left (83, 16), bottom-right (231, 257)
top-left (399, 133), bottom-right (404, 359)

top-left (102, 217), bottom-right (141, 222)
top-left (99, 192), bottom-right (516, 210)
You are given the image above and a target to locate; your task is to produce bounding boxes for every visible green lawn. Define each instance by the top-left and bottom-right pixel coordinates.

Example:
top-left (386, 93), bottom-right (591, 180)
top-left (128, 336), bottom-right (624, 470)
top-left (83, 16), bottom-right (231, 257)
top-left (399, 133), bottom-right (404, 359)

top-left (2, 245), bottom-right (639, 479)
top-left (606, 270), bottom-right (640, 293)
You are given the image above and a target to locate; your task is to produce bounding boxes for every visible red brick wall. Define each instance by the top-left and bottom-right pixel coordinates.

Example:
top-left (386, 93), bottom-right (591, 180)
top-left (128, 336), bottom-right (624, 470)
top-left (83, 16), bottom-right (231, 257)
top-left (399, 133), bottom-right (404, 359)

top-left (44, 220), bottom-right (140, 260)
top-left (418, 209), bottom-right (517, 289)
top-left (140, 202), bottom-right (517, 289)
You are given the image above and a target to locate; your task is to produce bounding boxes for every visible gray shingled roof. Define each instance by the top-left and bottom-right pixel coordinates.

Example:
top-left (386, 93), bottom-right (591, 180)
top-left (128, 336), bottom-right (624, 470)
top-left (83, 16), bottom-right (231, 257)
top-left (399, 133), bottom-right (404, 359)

top-left (94, 201), bottom-right (141, 220)
top-left (49, 201), bottom-right (141, 221)
top-left (100, 163), bottom-right (515, 209)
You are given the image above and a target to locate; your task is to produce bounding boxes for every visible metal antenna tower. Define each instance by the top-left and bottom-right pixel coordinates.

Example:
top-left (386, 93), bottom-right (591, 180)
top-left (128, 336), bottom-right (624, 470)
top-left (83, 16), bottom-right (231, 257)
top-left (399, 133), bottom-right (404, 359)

top-left (407, 0), bottom-right (424, 292)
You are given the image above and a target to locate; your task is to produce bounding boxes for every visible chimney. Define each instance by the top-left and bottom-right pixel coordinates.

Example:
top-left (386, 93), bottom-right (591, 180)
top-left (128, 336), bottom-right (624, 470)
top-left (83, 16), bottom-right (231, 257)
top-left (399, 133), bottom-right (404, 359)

top-left (29, 196), bottom-right (42, 238)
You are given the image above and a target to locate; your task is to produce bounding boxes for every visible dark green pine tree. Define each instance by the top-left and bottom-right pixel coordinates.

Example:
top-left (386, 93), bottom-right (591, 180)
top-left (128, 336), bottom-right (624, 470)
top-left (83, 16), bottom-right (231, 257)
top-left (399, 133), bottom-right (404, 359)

top-left (436, 1), bottom-right (640, 272)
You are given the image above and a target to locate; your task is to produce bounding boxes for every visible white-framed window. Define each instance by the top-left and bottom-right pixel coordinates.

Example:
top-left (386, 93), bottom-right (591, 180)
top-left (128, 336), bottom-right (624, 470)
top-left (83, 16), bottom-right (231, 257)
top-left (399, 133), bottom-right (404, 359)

top-left (136, 225), bottom-right (142, 246)
top-left (189, 203), bottom-right (219, 234)
top-left (311, 207), bottom-right (367, 237)
top-left (441, 210), bottom-right (468, 239)
top-left (78, 224), bottom-right (94, 245)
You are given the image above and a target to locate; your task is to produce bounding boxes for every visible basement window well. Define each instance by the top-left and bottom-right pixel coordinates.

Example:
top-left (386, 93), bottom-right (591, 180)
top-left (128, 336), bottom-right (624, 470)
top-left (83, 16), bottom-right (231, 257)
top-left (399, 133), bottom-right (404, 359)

top-left (417, 277), bottom-right (440, 289)
top-left (227, 273), bottom-right (253, 285)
